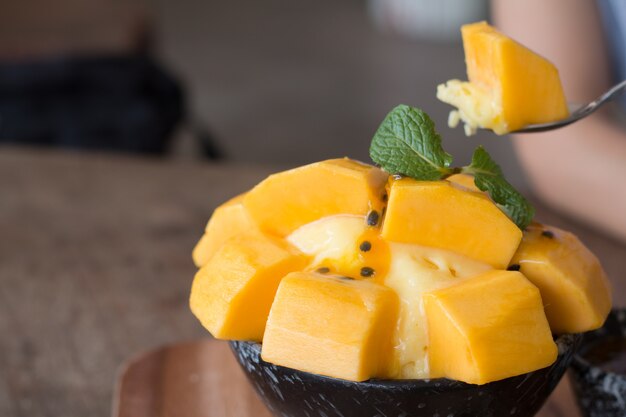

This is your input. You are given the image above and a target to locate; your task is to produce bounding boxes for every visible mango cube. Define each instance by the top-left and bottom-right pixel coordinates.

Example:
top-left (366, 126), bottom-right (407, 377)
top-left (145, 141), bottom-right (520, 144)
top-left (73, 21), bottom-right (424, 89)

top-left (511, 224), bottom-right (612, 334)
top-left (190, 232), bottom-right (307, 341)
top-left (424, 270), bottom-right (557, 385)
top-left (437, 21), bottom-right (568, 135)
top-left (244, 159), bottom-right (388, 237)
top-left (192, 194), bottom-right (255, 267)
top-left (382, 178), bottom-right (522, 268)
top-left (262, 272), bottom-right (398, 382)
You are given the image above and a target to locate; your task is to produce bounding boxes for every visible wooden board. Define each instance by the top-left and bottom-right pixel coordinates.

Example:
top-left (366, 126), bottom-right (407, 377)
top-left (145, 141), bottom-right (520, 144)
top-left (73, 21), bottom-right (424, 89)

top-left (113, 339), bottom-right (272, 417)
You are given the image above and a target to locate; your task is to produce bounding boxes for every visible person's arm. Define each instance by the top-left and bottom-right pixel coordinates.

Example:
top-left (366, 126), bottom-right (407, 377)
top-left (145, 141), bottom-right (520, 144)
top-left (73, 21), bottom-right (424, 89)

top-left (492, 0), bottom-right (626, 242)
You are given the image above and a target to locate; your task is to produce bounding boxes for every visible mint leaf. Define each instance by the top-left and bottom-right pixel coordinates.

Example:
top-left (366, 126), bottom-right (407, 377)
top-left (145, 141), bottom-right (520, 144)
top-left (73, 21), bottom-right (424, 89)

top-left (464, 146), bottom-right (535, 230)
top-left (369, 105), bottom-right (453, 180)
top-left (369, 105), bottom-right (534, 230)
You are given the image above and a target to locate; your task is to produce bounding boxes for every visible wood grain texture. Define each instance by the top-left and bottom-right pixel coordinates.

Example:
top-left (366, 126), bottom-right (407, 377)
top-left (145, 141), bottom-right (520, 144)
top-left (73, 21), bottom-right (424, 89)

top-left (0, 146), bottom-right (276, 417)
top-left (113, 339), bottom-right (271, 417)
top-left (1, 146), bottom-right (624, 416)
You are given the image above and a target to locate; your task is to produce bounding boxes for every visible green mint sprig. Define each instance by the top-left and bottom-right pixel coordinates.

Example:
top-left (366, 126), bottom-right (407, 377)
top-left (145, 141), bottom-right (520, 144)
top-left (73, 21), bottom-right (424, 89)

top-left (463, 146), bottom-right (535, 230)
top-left (369, 105), bottom-right (534, 230)
top-left (369, 104), bottom-right (453, 180)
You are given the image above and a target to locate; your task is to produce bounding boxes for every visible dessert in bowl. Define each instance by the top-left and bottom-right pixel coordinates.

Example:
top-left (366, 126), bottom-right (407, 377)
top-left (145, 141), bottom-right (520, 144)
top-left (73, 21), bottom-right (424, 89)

top-left (189, 22), bottom-right (611, 417)
top-left (189, 139), bottom-right (609, 415)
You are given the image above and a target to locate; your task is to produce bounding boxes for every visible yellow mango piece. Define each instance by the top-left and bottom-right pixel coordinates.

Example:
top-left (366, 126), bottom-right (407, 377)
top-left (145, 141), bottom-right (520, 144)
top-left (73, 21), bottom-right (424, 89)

top-left (244, 159), bottom-right (388, 237)
top-left (511, 224), bottom-right (612, 334)
top-left (382, 178), bottom-right (521, 268)
top-left (190, 232), bottom-right (307, 341)
top-left (192, 194), bottom-right (255, 267)
top-left (262, 272), bottom-right (398, 382)
top-left (437, 21), bottom-right (568, 135)
top-left (424, 270), bottom-right (557, 385)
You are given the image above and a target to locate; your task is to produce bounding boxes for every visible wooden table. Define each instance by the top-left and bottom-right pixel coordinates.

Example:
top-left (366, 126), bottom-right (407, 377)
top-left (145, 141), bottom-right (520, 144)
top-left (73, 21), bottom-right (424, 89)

top-left (1, 147), bottom-right (625, 417)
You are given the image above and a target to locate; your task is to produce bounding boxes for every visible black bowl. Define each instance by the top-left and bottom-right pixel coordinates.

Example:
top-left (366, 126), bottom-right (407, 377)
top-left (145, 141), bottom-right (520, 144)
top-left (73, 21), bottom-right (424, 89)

top-left (230, 334), bottom-right (580, 417)
top-left (570, 309), bottom-right (626, 417)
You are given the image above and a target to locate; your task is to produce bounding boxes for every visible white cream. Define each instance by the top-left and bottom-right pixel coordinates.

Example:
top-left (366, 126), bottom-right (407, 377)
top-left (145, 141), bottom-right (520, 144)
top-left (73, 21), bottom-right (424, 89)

top-left (384, 243), bottom-right (492, 378)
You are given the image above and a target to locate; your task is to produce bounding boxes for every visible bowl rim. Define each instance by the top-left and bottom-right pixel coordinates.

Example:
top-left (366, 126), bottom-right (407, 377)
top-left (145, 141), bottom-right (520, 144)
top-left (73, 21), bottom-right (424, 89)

top-left (230, 332), bottom-right (581, 388)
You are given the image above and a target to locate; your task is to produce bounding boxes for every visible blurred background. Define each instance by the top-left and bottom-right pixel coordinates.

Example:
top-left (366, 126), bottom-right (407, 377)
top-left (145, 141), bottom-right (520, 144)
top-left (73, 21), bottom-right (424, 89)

top-left (4, 3), bottom-right (626, 416)
top-left (0, 0), bottom-right (525, 186)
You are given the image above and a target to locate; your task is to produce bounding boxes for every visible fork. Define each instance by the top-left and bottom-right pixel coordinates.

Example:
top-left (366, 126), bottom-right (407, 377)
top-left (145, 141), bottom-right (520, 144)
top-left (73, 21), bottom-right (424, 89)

top-left (511, 79), bottom-right (626, 133)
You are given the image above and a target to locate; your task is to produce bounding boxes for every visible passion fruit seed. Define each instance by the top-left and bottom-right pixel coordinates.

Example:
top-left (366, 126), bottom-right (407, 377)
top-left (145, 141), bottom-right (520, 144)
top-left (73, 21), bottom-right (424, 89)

top-left (382, 193), bottom-right (388, 202)
top-left (360, 267), bottom-right (375, 277)
top-left (367, 210), bottom-right (380, 226)
top-left (359, 241), bottom-right (372, 252)
top-left (316, 267), bottom-right (330, 274)
top-left (542, 230), bottom-right (555, 239)
top-left (507, 264), bottom-right (521, 271)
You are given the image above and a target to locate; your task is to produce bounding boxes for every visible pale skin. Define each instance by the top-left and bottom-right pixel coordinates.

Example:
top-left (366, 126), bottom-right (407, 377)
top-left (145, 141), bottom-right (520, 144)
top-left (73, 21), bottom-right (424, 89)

top-left (492, 0), bottom-right (626, 242)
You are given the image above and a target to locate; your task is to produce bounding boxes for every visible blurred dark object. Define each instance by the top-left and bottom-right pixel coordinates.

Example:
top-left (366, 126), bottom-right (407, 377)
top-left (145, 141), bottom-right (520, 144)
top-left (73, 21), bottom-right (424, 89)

top-left (0, 0), bottom-right (221, 158)
top-left (0, 55), bottom-right (183, 154)
top-left (570, 308), bottom-right (626, 417)
top-left (186, 119), bottom-right (224, 160)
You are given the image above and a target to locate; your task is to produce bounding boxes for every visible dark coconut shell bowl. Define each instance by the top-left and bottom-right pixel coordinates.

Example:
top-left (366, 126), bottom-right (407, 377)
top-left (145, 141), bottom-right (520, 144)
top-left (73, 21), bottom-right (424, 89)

top-left (230, 334), bottom-right (580, 417)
